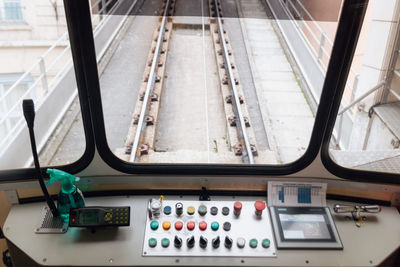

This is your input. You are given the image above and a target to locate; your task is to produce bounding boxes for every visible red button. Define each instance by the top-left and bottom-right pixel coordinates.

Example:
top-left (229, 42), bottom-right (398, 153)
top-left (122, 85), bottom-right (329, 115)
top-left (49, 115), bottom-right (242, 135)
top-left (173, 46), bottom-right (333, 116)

top-left (254, 200), bottom-right (266, 211)
top-left (199, 221), bottom-right (207, 231)
top-left (175, 221), bottom-right (183, 231)
top-left (234, 201), bottom-right (242, 212)
top-left (187, 221), bottom-right (195, 231)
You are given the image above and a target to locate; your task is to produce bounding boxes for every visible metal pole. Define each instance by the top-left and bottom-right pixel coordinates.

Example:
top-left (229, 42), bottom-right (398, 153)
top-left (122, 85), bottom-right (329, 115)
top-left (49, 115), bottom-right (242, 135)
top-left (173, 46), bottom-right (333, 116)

top-left (39, 57), bottom-right (49, 95)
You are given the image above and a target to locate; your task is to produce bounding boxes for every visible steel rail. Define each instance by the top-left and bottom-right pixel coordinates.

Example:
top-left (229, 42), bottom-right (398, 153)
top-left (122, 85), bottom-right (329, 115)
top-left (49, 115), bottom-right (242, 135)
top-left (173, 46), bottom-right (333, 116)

top-left (130, 0), bottom-right (171, 162)
top-left (212, 0), bottom-right (254, 164)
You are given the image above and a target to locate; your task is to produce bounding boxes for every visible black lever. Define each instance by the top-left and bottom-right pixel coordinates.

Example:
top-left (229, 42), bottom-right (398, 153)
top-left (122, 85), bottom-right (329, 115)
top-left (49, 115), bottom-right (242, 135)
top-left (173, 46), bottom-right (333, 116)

top-left (23, 99), bottom-right (58, 217)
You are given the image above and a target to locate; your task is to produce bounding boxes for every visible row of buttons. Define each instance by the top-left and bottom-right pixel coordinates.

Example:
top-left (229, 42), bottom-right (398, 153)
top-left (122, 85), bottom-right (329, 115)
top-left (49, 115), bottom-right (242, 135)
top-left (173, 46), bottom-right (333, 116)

top-left (162, 201), bottom-right (266, 217)
top-left (148, 236), bottom-right (270, 249)
top-left (150, 220), bottom-right (231, 231)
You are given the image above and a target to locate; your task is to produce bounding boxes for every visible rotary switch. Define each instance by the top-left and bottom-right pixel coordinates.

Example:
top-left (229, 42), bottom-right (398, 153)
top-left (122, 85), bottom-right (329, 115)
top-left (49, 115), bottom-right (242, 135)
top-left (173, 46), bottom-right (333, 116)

top-left (187, 236), bottom-right (195, 248)
top-left (174, 236), bottom-right (182, 248)
top-left (175, 202), bottom-right (183, 216)
top-left (224, 236), bottom-right (233, 248)
top-left (199, 236), bottom-right (208, 248)
top-left (212, 236), bottom-right (220, 248)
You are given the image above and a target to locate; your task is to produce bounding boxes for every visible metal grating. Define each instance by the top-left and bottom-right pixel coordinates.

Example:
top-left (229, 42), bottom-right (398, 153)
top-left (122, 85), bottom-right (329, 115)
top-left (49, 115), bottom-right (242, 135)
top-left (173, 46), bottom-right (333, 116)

top-left (373, 102), bottom-right (400, 139)
top-left (355, 154), bottom-right (400, 173)
top-left (35, 206), bottom-right (68, 234)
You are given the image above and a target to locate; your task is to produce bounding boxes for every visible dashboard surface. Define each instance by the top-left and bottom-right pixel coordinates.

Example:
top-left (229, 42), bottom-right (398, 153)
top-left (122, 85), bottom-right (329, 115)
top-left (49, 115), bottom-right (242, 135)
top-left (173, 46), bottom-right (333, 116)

top-left (3, 195), bottom-right (400, 266)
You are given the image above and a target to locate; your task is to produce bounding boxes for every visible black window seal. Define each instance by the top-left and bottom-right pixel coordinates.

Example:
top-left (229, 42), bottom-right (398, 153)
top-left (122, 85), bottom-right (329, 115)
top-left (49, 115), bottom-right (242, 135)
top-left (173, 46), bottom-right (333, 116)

top-left (320, 1), bottom-right (400, 185)
top-left (0, 0), bottom-right (96, 183)
top-left (67, 0), bottom-right (371, 176)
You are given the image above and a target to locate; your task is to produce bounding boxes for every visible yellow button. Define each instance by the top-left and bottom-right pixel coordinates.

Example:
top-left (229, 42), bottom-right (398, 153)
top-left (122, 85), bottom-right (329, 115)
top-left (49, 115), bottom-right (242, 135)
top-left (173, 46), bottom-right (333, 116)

top-left (187, 206), bottom-right (195, 215)
top-left (162, 221), bottom-right (171, 230)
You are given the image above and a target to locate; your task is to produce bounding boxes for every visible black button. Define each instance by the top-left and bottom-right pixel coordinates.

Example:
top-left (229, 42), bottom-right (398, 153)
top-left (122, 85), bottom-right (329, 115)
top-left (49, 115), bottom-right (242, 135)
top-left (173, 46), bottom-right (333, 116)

top-left (187, 236), bottom-right (195, 248)
top-left (223, 222), bottom-right (231, 231)
top-left (174, 236), bottom-right (182, 248)
top-left (200, 236), bottom-right (208, 248)
top-left (224, 236), bottom-right (233, 248)
top-left (222, 207), bottom-right (230, 216)
top-left (210, 206), bottom-right (218, 215)
top-left (212, 236), bottom-right (220, 248)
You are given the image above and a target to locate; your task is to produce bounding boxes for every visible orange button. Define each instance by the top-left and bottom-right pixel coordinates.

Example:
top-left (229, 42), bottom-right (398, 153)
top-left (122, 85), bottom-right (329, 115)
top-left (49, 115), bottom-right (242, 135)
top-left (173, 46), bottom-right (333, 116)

top-left (162, 221), bottom-right (171, 230)
top-left (175, 221), bottom-right (183, 231)
top-left (187, 221), bottom-right (195, 231)
top-left (199, 221), bottom-right (207, 231)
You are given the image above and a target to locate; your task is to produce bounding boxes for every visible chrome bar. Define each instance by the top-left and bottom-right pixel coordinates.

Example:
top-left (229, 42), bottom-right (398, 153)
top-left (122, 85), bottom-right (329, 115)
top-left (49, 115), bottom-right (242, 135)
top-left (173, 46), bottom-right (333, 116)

top-left (213, 0), bottom-right (254, 164)
top-left (338, 81), bottom-right (385, 116)
top-left (130, 0), bottom-right (171, 162)
top-left (389, 88), bottom-right (400, 101)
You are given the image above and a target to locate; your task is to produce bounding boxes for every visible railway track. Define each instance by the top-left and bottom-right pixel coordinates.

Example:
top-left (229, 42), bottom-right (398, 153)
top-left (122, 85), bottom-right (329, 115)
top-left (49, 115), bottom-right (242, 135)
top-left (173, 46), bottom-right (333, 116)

top-left (123, 0), bottom-right (258, 164)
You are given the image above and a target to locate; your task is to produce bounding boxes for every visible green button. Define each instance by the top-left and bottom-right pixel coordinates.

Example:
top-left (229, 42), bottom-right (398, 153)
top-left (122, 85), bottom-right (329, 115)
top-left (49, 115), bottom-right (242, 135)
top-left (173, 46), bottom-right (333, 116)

top-left (161, 238), bottom-right (170, 248)
top-left (150, 221), bottom-right (159, 230)
top-left (198, 205), bottom-right (207, 216)
top-left (211, 221), bottom-right (219, 231)
top-left (149, 238), bottom-right (157, 248)
top-left (249, 239), bottom-right (258, 248)
top-left (262, 238), bottom-right (270, 248)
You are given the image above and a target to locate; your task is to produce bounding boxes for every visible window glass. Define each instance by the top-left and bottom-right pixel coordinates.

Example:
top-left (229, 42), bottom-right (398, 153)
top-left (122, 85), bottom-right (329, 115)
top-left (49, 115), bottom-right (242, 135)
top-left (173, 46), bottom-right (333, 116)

top-left (329, 0), bottom-right (400, 174)
top-left (96, 0), bottom-right (345, 165)
top-left (0, 0), bottom-right (89, 170)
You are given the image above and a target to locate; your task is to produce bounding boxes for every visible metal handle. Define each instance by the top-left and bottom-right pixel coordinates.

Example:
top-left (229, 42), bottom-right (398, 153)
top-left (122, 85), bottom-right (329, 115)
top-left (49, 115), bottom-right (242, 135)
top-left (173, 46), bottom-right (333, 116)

top-left (333, 204), bottom-right (381, 213)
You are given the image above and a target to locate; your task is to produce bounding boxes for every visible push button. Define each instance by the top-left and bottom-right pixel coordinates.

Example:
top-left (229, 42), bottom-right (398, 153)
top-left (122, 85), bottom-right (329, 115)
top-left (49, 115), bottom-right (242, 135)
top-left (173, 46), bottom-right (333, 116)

top-left (210, 206), bottom-right (218, 215)
top-left (199, 221), bottom-right (207, 231)
top-left (187, 221), bottom-right (195, 231)
top-left (211, 221), bottom-right (219, 231)
top-left (175, 221), bottom-right (183, 231)
top-left (254, 201), bottom-right (266, 217)
top-left (187, 206), bottom-right (195, 215)
top-left (162, 221), bottom-right (171, 230)
top-left (150, 221), bottom-right (159, 230)
top-left (163, 206), bottom-right (172, 215)
top-left (148, 238), bottom-right (157, 248)
top-left (237, 237), bottom-right (245, 248)
top-left (222, 207), bottom-right (230, 216)
top-left (262, 238), bottom-right (270, 248)
top-left (198, 204), bottom-right (207, 216)
top-left (233, 201), bottom-right (242, 216)
top-left (223, 222), bottom-right (231, 231)
top-left (250, 238), bottom-right (258, 248)
top-left (161, 238), bottom-right (170, 248)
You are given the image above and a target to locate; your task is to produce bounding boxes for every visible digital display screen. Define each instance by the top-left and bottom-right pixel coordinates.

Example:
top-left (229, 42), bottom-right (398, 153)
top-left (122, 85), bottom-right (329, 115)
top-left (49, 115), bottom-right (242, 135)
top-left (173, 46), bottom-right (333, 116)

top-left (279, 214), bottom-right (331, 239)
top-left (79, 210), bottom-right (100, 225)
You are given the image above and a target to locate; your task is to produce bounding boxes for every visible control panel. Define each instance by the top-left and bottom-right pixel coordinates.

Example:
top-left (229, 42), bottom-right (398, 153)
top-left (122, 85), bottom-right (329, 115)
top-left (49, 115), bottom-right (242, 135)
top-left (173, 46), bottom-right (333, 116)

top-left (143, 200), bottom-right (276, 257)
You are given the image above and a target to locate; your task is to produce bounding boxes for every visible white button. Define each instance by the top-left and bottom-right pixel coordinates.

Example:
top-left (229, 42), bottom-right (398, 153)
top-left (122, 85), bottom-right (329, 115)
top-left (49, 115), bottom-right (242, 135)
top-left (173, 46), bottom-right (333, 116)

top-left (237, 237), bottom-right (245, 248)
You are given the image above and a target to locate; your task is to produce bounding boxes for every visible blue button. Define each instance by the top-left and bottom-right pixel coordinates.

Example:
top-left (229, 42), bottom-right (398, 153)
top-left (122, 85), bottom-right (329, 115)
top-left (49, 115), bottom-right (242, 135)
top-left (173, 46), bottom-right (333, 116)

top-left (164, 206), bottom-right (172, 215)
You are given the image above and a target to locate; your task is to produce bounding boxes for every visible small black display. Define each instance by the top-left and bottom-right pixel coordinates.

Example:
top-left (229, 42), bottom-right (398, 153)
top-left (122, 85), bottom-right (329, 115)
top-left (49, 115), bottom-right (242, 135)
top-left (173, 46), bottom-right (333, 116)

top-left (79, 210), bottom-right (100, 225)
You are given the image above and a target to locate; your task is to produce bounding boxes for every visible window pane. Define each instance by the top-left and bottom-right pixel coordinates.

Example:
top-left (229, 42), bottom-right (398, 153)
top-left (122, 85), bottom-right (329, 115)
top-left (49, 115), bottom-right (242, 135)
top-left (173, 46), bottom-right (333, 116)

top-left (0, 0), bottom-right (86, 170)
top-left (4, 1), bottom-right (23, 21)
top-left (96, 0), bottom-right (346, 165)
top-left (329, 0), bottom-right (400, 174)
